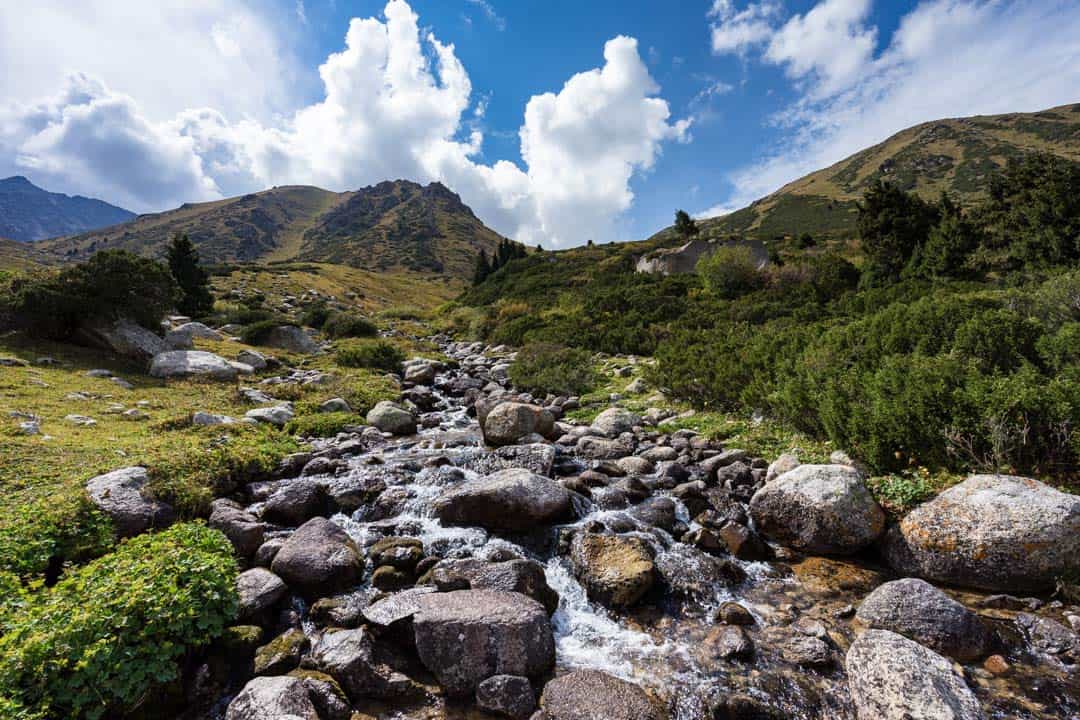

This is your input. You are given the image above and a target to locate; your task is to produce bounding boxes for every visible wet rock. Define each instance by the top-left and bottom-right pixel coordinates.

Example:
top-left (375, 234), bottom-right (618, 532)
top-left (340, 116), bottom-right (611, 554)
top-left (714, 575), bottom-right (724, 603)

top-left (309, 627), bottom-right (414, 700)
top-left (309, 588), bottom-right (379, 629)
top-left (432, 468), bottom-right (574, 533)
top-left (237, 568), bottom-right (288, 620)
top-left (715, 601), bottom-right (756, 626)
top-left (749, 464), bottom-right (885, 555)
top-left (483, 402), bottom-right (556, 446)
top-left (701, 625), bottom-right (754, 661)
top-left (628, 496), bottom-right (677, 533)
top-left (655, 545), bottom-right (746, 597)
top-left (412, 589), bottom-right (555, 696)
top-left (86, 466), bottom-right (175, 538)
top-left (570, 533), bottom-right (656, 608)
top-left (591, 407), bottom-right (640, 438)
top-left (884, 474), bottom-right (1080, 592)
top-left (209, 499), bottom-right (266, 558)
top-left (845, 629), bottom-right (984, 720)
top-left (366, 401), bottom-right (417, 435)
top-left (254, 628), bottom-right (309, 675)
top-left (794, 556), bottom-right (887, 595)
top-left (149, 350), bottom-right (239, 381)
top-left (476, 674), bottom-right (536, 720)
top-left (641, 445), bottom-right (679, 463)
top-left (225, 675), bottom-right (320, 720)
top-left (701, 449), bottom-right (749, 475)
top-left (781, 635), bottom-right (833, 669)
top-left (270, 517), bottom-right (364, 599)
top-left (459, 443), bottom-right (557, 477)
top-left (1016, 613), bottom-right (1079, 665)
top-left (369, 536), bottom-right (424, 571)
top-left (856, 578), bottom-right (993, 661)
top-left (422, 558), bottom-right (559, 614)
top-left (403, 359), bottom-right (438, 385)
top-left (617, 455), bottom-right (655, 476)
top-left (287, 670), bottom-right (352, 720)
top-left (371, 565), bottom-right (413, 591)
top-left (261, 479), bottom-right (330, 526)
top-left (537, 670), bottom-right (665, 720)
top-left (362, 586), bottom-right (438, 626)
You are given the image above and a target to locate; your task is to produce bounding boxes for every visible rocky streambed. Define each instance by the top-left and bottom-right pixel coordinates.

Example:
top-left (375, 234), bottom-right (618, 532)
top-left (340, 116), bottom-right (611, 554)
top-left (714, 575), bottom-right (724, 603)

top-left (92, 339), bottom-right (1080, 720)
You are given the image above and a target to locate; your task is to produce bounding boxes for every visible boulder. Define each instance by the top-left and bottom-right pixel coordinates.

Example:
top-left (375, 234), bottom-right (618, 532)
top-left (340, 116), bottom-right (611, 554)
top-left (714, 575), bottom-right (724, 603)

top-left (237, 349), bottom-right (268, 370)
top-left (655, 546), bottom-right (746, 597)
top-left (262, 325), bottom-right (319, 354)
top-left (748, 464), bottom-right (884, 555)
top-left (403, 360), bottom-right (437, 385)
top-left (432, 469), bottom-right (574, 533)
top-left (237, 568), bottom-right (288, 620)
top-left (845, 630), bottom-right (984, 720)
top-left (884, 474), bottom-right (1080, 592)
top-left (261, 479), bottom-right (330, 527)
top-left (591, 407), bottom-right (640, 438)
top-left (570, 533), bottom-right (656, 608)
top-left (167, 322), bottom-right (223, 346)
top-left (193, 411), bottom-right (235, 426)
top-left (476, 674), bottom-right (535, 720)
top-left (85, 466), bottom-right (175, 538)
top-left (308, 627), bottom-right (412, 700)
top-left (366, 401), bottom-right (417, 436)
top-left (575, 436), bottom-right (633, 460)
top-left (149, 350), bottom-right (238, 381)
top-left (412, 589), bottom-right (555, 696)
top-left (225, 675), bottom-right (319, 720)
top-left (318, 398), bottom-right (352, 414)
top-left (254, 628), bottom-right (309, 675)
top-left (270, 517), bottom-right (364, 598)
top-left (856, 578), bottom-right (993, 661)
top-left (483, 402), bottom-right (556, 446)
top-left (209, 499), bottom-right (266, 558)
top-left (766, 453), bottom-right (800, 483)
top-left (700, 625), bottom-right (754, 661)
top-left (423, 558), bottom-right (559, 614)
top-left (76, 317), bottom-right (165, 363)
top-left (538, 670), bottom-right (665, 720)
top-left (246, 405), bottom-right (295, 427)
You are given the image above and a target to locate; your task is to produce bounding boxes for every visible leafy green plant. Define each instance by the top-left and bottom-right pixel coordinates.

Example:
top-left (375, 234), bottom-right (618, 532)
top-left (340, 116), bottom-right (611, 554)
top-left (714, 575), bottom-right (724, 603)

top-left (510, 343), bottom-right (598, 397)
top-left (335, 339), bottom-right (405, 372)
top-left (0, 523), bottom-right (238, 720)
top-left (0, 491), bottom-right (113, 579)
top-left (697, 244), bottom-right (767, 299)
top-left (240, 319), bottom-right (294, 346)
top-left (866, 470), bottom-right (939, 514)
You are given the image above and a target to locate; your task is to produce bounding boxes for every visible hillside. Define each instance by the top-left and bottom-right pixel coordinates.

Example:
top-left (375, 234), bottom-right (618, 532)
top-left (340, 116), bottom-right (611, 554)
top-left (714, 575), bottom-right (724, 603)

top-left (0, 237), bottom-right (53, 270)
top-left (39, 180), bottom-right (507, 280)
top-left (0, 176), bottom-right (134, 242)
top-left (655, 102), bottom-right (1080, 246)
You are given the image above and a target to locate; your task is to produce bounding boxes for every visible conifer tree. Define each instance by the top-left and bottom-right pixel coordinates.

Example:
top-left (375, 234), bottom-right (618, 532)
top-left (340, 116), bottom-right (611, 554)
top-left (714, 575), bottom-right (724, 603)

top-left (473, 249), bottom-right (492, 285)
top-left (166, 233), bottom-right (214, 317)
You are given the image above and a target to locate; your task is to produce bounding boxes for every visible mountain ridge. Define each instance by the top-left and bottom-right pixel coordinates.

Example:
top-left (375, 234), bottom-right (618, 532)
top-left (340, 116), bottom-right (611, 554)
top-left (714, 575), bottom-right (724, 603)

top-left (0, 176), bottom-right (135, 242)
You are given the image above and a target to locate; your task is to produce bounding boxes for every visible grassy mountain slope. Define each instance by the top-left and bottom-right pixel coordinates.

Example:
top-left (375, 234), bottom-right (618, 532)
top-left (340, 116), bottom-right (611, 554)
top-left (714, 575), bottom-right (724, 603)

top-left (0, 237), bottom-right (53, 271)
top-left (39, 180), bottom-right (507, 280)
top-left (659, 102), bottom-right (1080, 245)
top-left (0, 176), bottom-right (135, 242)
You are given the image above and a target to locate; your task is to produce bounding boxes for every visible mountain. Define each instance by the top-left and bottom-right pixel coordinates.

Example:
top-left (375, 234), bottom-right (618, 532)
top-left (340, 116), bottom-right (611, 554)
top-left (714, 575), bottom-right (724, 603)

top-left (39, 180), bottom-right (507, 280)
top-left (0, 176), bottom-right (135, 242)
top-left (0, 236), bottom-right (53, 270)
top-left (654, 102), bottom-right (1080, 246)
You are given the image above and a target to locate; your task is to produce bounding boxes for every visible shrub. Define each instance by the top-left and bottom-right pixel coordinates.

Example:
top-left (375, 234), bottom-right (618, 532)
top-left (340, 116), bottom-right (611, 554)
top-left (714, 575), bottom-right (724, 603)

top-left (697, 244), bottom-right (766, 299)
top-left (0, 491), bottom-right (113, 580)
top-left (322, 312), bottom-right (377, 339)
top-left (509, 343), bottom-right (598, 397)
top-left (300, 302), bottom-right (332, 329)
top-left (240, 319), bottom-right (292, 346)
top-left (379, 305), bottom-right (427, 321)
top-left (219, 307), bottom-right (279, 326)
top-left (285, 411), bottom-right (359, 438)
top-left (0, 523), bottom-right (238, 720)
top-left (335, 339), bottom-right (405, 372)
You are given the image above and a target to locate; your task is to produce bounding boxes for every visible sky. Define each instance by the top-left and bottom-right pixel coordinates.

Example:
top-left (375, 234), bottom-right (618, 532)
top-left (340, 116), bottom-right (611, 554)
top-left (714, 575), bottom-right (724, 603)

top-left (1, 0), bottom-right (1078, 249)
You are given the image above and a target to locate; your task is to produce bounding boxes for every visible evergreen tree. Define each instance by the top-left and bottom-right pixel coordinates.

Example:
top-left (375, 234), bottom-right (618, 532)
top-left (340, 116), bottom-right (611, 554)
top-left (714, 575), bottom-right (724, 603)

top-left (857, 180), bottom-right (939, 284)
top-left (674, 210), bottom-right (699, 242)
top-left (166, 233), bottom-right (214, 317)
top-left (473, 249), bottom-right (492, 285)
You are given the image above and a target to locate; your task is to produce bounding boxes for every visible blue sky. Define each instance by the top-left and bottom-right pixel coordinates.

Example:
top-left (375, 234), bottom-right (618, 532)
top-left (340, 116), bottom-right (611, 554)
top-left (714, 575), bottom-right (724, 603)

top-left (1, 1), bottom-right (1078, 247)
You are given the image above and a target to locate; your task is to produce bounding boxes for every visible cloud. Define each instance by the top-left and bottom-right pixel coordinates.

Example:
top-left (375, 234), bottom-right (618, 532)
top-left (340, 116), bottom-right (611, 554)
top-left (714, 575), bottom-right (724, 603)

top-left (295, 0), bottom-right (308, 25)
top-left (467, 0), bottom-right (506, 31)
top-left (708, 0), bottom-right (782, 55)
top-left (704, 0), bottom-right (1080, 213)
top-left (0, 0), bottom-right (687, 248)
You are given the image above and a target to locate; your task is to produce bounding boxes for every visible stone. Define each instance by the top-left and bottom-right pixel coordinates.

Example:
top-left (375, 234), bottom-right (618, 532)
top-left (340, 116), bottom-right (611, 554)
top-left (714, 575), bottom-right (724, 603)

top-left (591, 407), bottom-right (640, 438)
top-left (287, 670), bottom-right (351, 720)
top-left (371, 565), bottom-right (413, 591)
top-left (749, 464), bottom-right (885, 555)
top-left (209, 499), bottom-right (266, 558)
top-left (225, 675), bottom-right (319, 720)
top-left (781, 635), bottom-right (833, 668)
top-left (701, 625), bottom-right (754, 661)
top-left (318, 398), bottom-right (352, 413)
top-left (884, 474), bottom-right (1080, 592)
top-left (369, 536), bottom-right (424, 570)
top-left (412, 589), bottom-right (555, 696)
top-left (167, 322), bottom-right (223, 346)
top-left (76, 317), bottom-right (166, 363)
top-left (193, 411), bottom-right (235, 426)
top-left (86, 466), bottom-right (175, 538)
top-left (270, 517), bottom-right (364, 599)
top-left (766, 453), bottom-right (800, 483)
top-left (254, 628), bottom-right (309, 675)
top-left (246, 405), bottom-right (295, 427)
top-left (717, 522), bottom-right (771, 561)
top-left (237, 568), bottom-right (288, 620)
top-left (366, 401), bottom-right (417, 435)
top-left (65, 414), bottom-right (96, 426)
top-left (362, 586), bottom-right (439, 626)
top-left (845, 630), bottom-right (984, 720)
top-left (403, 360), bottom-right (437, 385)
top-left (655, 545), bottom-right (746, 597)
top-left (308, 627), bottom-right (412, 700)
top-left (483, 402), bottom-right (556, 446)
top-left (237, 349), bottom-right (268, 370)
top-left (1016, 613), bottom-right (1079, 664)
top-left (570, 533), bottom-right (656, 608)
top-left (538, 670), bottom-right (665, 720)
top-left (617, 455), bottom-right (655, 476)
top-left (575, 435), bottom-right (633, 460)
top-left (261, 479), bottom-right (329, 527)
top-left (432, 468), bottom-right (574, 533)
top-left (261, 325), bottom-right (319, 354)
top-left (149, 351), bottom-right (239, 381)
top-left (476, 675), bottom-right (535, 720)
top-left (423, 558), bottom-right (559, 614)
top-left (628, 497), bottom-right (677, 533)
top-left (856, 578), bottom-right (993, 661)
top-left (715, 601), bottom-right (755, 626)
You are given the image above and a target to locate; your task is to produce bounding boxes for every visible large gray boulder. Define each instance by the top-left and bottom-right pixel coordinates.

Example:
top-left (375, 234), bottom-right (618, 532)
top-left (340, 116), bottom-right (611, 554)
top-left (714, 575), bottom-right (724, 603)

top-left (483, 402), bottom-right (556, 446)
top-left (76, 317), bottom-right (165, 363)
top-left (423, 558), bottom-right (559, 614)
top-left (537, 670), bottom-right (666, 720)
top-left (166, 322), bottom-right (223, 348)
top-left (149, 350), bottom-right (238, 381)
top-left (262, 325), bottom-right (319, 354)
top-left (412, 589), bottom-right (555, 696)
top-left (237, 567), bottom-right (288, 619)
top-left (591, 407), bottom-right (640, 438)
top-left (884, 474), bottom-right (1080, 592)
top-left (845, 630), bottom-right (984, 720)
top-left (225, 675), bottom-right (319, 720)
top-left (308, 627), bottom-right (412, 700)
top-left (271, 517), bottom-right (364, 599)
top-left (856, 578), bottom-right (992, 661)
top-left (570, 533), bottom-right (656, 609)
top-left (85, 466), bottom-right (175, 538)
top-left (748, 464), bottom-right (884, 555)
top-left (366, 401), bottom-right (417, 436)
top-left (432, 469), bottom-right (574, 533)
top-left (575, 436), bottom-right (633, 460)
top-left (208, 499), bottom-right (265, 558)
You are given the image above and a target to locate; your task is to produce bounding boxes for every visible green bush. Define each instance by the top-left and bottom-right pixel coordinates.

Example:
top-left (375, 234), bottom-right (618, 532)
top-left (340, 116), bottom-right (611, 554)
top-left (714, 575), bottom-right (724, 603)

top-left (300, 302), bottom-right (332, 329)
top-left (0, 491), bottom-right (113, 579)
top-left (697, 244), bottom-right (767, 299)
top-left (335, 339), bottom-right (405, 372)
top-left (0, 523), bottom-right (238, 720)
top-left (323, 312), bottom-right (377, 339)
top-left (219, 307), bottom-right (279, 326)
top-left (240, 319), bottom-right (293, 346)
top-left (285, 411), bottom-right (359, 437)
top-left (510, 343), bottom-right (598, 397)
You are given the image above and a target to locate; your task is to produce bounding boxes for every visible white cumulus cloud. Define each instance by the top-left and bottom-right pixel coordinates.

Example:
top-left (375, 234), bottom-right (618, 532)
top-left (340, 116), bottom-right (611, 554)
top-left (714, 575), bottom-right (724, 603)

top-left (0, 0), bottom-right (687, 249)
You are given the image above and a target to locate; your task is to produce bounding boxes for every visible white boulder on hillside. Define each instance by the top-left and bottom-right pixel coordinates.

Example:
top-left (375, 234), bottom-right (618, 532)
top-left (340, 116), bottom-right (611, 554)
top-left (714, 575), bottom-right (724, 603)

top-left (76, 317), bottom-right (165, 362)
top-left (749, 464), bottom-right (884, 555)
top-left (885, 474), bottom-right (1080, 592)
top-left (149, 351), bottom-right (238, 381)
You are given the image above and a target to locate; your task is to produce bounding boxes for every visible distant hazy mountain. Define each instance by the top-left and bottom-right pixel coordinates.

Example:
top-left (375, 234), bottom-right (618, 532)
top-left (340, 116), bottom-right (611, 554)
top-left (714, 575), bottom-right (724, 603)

top-left (0, 176), bottom-right (135, 242)
top-left (41, 180), bottom-right (509, 280)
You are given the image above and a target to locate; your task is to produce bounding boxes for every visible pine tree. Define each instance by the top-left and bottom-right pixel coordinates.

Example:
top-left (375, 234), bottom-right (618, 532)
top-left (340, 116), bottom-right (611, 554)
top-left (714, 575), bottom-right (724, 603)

top-left (166, 233), bottom-right (214, 317)
top-left (473, 249), bottom-right (492, 285)
top-left (674, 210), bottom-right (699, 242)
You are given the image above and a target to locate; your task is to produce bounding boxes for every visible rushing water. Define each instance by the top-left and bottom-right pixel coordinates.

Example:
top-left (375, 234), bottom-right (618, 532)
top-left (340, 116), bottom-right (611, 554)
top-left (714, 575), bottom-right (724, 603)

top-left (243, 347), bottom-right (1079, 720)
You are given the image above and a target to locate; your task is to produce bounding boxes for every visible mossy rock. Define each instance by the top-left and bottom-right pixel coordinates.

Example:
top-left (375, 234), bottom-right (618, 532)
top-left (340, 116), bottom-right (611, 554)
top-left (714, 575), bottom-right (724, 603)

top-left (253, 628), bottom-right (309, 676)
